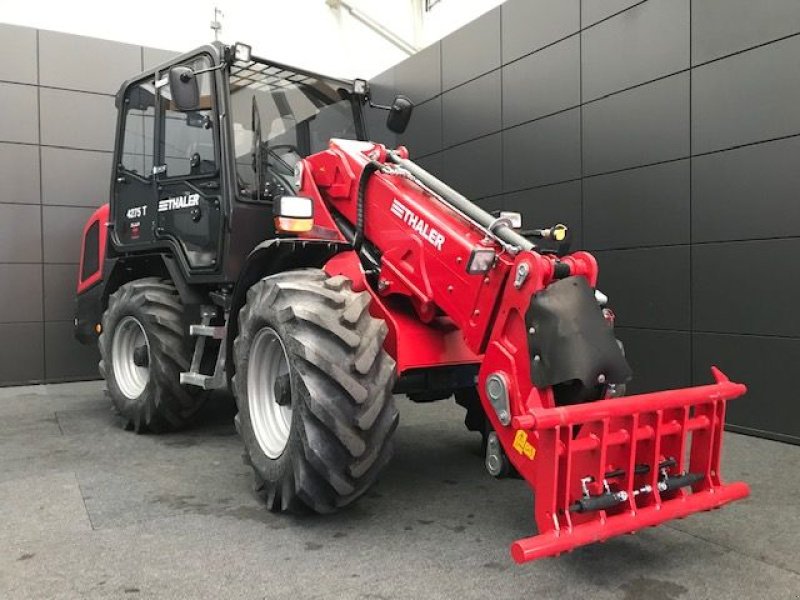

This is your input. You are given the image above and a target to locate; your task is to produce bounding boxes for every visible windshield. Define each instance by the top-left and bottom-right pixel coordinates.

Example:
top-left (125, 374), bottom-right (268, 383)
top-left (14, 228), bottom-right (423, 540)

top-left (229, 58), bottom-right (361, 198)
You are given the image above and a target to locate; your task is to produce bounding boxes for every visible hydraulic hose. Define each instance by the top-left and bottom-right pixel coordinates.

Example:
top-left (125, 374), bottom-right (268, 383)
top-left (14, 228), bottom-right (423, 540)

top-left (353, 160), bottom-right (382, 252)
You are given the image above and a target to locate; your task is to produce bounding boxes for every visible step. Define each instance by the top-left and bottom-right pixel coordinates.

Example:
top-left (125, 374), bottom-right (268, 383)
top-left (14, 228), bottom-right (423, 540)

top-left (189, 324), bottom-right (225, 339)
top-left (180, 371), bottom-right (224, 390)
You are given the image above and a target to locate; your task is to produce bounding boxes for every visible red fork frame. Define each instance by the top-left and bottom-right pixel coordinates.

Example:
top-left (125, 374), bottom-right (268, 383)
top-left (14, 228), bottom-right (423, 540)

top-left (509, 367), bottom-right (750, 564)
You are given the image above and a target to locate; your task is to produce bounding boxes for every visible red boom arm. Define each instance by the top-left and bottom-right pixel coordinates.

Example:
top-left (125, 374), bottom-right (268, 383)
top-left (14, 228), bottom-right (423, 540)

top-left (299, 139), bottom-right (749, 563)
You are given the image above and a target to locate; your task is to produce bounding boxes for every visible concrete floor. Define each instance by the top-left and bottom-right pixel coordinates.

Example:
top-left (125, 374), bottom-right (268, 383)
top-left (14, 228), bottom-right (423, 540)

top-left (0, 382), bottom-right (798, 600)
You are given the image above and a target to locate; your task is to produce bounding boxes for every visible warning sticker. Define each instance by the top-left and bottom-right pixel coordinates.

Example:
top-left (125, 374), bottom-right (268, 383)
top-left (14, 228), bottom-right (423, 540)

top-left (512, 430), bottom-right (536, 460)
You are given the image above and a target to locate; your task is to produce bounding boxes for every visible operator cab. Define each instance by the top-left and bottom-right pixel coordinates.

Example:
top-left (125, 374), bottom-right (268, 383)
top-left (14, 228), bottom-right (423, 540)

top-left (110, 41), bottom-right (411, 286)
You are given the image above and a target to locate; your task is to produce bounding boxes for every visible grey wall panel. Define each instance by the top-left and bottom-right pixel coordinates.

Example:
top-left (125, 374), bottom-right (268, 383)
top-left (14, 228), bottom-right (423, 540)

top-left (594, 245), bottom-right (690, 330)
top-left (0, 30), bottom-right (186, 385)
top-left (503, 181), bottom-right (582, 252)
top-left (581, 0), bottom-right (689, 102)
top-left (0, 24), bottom-right (38, 84)
top-left (583, 72), bottom-right (689, 175)
top-left (442, 71), bottom-right (500, 147)
top-left (616, 328), bottom-right (692, 394)
top-left (365, 66), bottom-right (397, 147)
top-left (693, 333), bottom-right (800, 442)
top-left (394, 42), bottom-right (440, 104)
top-left (0, 323), bottom-right (44, 384)
top-left (503, 108), bottom-right (580, 191)
top-left (0, 203), bottom-right (42, 262)
top-left (365, 105), bottom-right (397, 148)
top-left (441, 8), bottom-right (501, 90)
top-left (415, 152), bottom-right (443, 179)
top-left (142, 47), bottom-right (179, 71)
top-left (441, 133), bottom-right (502, 199)
top-left (584, 159), bottom-right (690, 250)
top-left (0, 264), bottom-right (43, 323)
top-left (0, 83), bottom-right (39, 144)
top-left (41, 147), bottom-right (112, 207)
top-left (502, 35), bottom-right (579, 128)
top-left (39, 30), bottom-right (141, 95)
top-left (0, 143), bottom-right (41, 204)
top-left (44, 321), bottom-right (100, 380)
top-left (399, 97), bottom-right (441, 157)
top-left (581, 0), bottom-right (642, 27)
top-left (44, 264), bottom-right (78, 322)
top-left (476, 195), bottom-right (504, 213)
top-left (692, 35), bottom-right (800, 154)
top-left (502, 0), bottom-right (579, 64)
top-left (693, 239), bottom-right (800, 337)
top-left (693, 137), bottom-right (800, 243)
top-left (42, 206), bottom-right (95, 264)
top-left (692, 0), bottom-right (800, 65)
top-left (39, 88), bottom-right (116, 152)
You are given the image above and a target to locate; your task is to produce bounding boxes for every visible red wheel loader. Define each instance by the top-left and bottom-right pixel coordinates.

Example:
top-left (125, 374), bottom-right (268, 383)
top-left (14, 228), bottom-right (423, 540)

top-left (74, 41), bottom-right (749, 563)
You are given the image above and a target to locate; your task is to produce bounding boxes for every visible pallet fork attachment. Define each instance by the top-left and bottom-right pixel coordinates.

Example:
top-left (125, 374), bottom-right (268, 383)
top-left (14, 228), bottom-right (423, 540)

top-left (509, 367), bottom-right (749, 563)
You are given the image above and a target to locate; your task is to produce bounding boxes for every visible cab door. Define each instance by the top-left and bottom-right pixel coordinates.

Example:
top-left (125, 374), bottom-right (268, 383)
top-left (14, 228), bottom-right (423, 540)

top-left (153, 54), bottom-right (224, 274)
top-left (113, 78), bottom-right (158, 248)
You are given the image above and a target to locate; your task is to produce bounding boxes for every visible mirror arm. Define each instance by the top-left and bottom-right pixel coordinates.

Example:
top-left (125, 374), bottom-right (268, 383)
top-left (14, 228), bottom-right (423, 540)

top-left (191, 62), bottom-right (226, 78)
top-left (367, 98), bottom-right (392, 111)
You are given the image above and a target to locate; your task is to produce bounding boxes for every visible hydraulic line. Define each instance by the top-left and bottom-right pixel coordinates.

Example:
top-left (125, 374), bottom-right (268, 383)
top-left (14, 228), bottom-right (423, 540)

top-left (353, 160), bottom-right (382, 252)
top-left (386, 150), bottom-right (534, 253)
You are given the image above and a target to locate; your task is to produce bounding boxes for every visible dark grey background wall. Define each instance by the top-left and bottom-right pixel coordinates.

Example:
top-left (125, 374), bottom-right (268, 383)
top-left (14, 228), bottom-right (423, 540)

top-left (0, 24), bottom-right (177, 386)
top-left (367, 0), bottom-right (800, 443)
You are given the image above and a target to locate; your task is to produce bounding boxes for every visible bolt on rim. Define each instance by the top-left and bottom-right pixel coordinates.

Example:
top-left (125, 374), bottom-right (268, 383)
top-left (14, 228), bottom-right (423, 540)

top-left (247, 327), bottom-right (293, 459)
top-left (112, 316), bottom-right (150, 399)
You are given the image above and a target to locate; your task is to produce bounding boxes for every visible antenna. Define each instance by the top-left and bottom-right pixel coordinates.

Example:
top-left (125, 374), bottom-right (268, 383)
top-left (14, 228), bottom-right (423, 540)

top-left (210, 6), bottom-right (224, 41)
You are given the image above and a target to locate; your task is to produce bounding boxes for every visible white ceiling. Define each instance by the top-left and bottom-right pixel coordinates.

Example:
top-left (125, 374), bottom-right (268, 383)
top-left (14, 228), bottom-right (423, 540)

top-left (1, 0), bottom-right (503, 79)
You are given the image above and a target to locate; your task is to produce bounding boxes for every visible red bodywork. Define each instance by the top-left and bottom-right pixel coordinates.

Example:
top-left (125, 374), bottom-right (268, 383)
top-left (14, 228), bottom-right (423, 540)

top-left (298, 139), bottom-right (750, 562)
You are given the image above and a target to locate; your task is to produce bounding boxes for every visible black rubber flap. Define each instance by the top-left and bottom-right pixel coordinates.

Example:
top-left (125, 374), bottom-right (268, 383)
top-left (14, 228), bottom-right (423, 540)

top-left (526, 276), bottom-right (632, 389)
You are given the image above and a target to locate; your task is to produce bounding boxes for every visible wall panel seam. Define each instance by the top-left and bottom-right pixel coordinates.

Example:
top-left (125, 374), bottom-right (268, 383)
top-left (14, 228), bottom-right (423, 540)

top-left (691, 29), bottom-right (800, 70)
top-left (36, 28), bottom-right (46, 380)
top-left (622, 326), bottom-right (800, 342)
top-left (579, 0), bottom-right (584, 249)
top-left (689, 0), bottom-right (694, 384)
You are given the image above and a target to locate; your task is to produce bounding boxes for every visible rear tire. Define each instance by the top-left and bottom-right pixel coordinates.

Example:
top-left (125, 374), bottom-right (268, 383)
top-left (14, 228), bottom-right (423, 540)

top-left (233, 269), bottom-right (398, 513)
top-left (99, 277), bottom-right (204, 433)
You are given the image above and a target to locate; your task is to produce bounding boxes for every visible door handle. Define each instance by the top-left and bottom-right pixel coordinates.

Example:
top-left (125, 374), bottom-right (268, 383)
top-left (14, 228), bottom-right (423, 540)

top-left (116, 176), bottom-right (128, 184)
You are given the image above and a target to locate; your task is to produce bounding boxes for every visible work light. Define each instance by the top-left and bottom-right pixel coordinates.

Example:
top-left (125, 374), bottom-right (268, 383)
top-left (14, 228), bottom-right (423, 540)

top-left (234, 42), bottom-right (252, 62)
top-left (466, 248), bottom-right (496, 274)
top-left (274, 195), bottom-right (314, 233)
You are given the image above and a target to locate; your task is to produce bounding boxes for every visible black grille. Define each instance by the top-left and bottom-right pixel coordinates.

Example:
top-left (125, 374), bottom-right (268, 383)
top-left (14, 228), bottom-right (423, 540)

top-left (80, 221), bottom-right (100, 281)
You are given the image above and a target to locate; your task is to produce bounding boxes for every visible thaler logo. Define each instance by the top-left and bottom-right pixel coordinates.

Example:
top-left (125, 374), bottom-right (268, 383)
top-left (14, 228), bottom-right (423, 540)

top-left (390, 199), bottom-right (445, 251)
top-left (158, 193), bottom-right (200, 212)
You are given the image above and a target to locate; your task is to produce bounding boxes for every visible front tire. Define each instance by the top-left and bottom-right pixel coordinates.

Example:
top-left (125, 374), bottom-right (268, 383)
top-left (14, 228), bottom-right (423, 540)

top-left (99, 277), bottom-right (204, 432)
top-left (233, 269), bottom-right (398, 513)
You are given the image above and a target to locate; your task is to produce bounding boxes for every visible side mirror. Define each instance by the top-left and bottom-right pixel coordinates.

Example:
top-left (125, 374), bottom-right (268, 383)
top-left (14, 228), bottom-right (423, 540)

top-left (168, 66), bottom-right (200, 111)
top-left (386, 95), bottom-right (413, 134)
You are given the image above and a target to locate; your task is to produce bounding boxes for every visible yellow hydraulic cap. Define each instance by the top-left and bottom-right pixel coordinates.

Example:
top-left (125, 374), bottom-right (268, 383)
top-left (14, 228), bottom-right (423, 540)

top-left (552, 224), bottom-right (568, 242)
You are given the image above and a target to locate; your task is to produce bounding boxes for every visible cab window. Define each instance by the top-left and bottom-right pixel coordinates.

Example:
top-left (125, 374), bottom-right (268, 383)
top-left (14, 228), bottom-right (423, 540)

top-left (159, 55), bottom-right (217, 178)
top-left (120, 81), bottom-right (156, 177)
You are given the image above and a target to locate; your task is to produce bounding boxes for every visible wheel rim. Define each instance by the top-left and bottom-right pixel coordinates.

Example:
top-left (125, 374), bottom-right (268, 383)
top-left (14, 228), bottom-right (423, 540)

top-left (247, 327), bottom-right (293, 459)
top-left (112, 316), bottom-right (150, 399)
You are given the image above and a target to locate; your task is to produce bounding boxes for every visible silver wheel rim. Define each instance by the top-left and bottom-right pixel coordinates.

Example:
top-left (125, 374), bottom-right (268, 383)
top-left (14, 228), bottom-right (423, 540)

top-left (112, 316), bottom-right (150, 399)
top-left (247, 327), bottom-right (293, 459)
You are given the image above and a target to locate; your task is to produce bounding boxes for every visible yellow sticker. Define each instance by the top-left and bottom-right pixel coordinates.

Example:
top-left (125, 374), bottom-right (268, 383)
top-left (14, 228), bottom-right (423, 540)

top-left (512, 430), bottom-right (536, 460)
